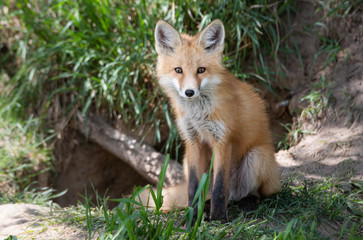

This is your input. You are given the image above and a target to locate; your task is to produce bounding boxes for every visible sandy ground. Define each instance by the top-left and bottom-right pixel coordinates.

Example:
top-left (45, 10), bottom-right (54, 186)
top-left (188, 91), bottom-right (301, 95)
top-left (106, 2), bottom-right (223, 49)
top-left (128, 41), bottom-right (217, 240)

top-left (0, 204), bottom-right (87, 240)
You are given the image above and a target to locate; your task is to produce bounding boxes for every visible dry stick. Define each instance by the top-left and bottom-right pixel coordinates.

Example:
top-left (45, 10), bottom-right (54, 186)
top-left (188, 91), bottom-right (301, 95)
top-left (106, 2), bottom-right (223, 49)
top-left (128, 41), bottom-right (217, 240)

top-left (76, 112), bottom-right (184, 186)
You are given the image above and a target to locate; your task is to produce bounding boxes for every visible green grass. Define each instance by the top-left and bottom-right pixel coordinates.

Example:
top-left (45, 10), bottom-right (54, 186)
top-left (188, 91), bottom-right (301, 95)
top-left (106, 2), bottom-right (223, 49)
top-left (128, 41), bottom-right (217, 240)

top-left (0, 107), bottom-right (53, 201)
top-left (0, 71), bottom-right (57, 205)
top-left (82, 158), bottom-right (363, 239)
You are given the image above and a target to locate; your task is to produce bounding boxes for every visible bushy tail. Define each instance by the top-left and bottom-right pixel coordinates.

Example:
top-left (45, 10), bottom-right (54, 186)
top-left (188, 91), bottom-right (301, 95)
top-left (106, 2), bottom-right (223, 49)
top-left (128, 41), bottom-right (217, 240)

top-left (137, 182), bottom-right (188, 212)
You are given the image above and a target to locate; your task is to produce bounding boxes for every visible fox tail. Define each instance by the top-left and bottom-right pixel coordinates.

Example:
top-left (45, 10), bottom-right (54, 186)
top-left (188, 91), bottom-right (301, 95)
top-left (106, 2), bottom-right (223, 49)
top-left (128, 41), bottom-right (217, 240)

top-left (136, 182), bottom-right (188, 212)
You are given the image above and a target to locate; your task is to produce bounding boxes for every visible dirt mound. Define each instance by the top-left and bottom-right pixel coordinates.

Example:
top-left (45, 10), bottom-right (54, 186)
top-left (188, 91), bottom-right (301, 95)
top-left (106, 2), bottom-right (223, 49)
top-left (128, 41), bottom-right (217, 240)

top-left (277, 1), bottom-right (363, 181)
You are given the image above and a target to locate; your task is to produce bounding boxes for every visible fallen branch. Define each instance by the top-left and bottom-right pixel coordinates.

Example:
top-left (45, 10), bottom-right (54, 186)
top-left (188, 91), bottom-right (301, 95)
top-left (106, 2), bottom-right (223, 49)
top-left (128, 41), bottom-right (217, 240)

top-left (76, 112), bottom-right (184, 186)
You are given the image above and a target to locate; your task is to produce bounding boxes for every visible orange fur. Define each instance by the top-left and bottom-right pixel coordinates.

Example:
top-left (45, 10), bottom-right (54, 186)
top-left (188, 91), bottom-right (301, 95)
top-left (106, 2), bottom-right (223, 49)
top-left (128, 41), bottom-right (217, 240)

top-left (140, 19), bottom-right (281, 220)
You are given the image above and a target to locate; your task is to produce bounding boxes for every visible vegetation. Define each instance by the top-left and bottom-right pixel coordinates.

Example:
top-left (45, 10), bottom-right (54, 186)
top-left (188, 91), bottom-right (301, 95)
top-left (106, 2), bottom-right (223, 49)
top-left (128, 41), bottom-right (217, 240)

top-left (0, 94), bottom-right (54, 202)
top-left (83, 158), bottom-right (363, 239)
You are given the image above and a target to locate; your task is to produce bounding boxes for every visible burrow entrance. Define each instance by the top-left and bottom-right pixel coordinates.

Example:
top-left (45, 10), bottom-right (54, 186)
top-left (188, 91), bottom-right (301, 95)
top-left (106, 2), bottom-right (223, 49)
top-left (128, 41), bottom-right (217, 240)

top-left (53, 128), bottom-right (151, 207)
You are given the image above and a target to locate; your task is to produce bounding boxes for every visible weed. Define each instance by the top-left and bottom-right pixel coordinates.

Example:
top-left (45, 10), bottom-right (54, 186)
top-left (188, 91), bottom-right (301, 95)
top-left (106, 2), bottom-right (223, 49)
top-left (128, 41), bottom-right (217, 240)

top-left (300, 89), bottom-right (331, 123)
top-left (277, 122), bottom-right (314, 150)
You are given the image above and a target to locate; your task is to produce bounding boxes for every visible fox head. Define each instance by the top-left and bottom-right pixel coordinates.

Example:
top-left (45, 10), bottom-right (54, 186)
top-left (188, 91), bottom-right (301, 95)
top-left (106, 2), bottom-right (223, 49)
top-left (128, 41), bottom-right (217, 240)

top-left (155, 20), bottom-right (225, 100)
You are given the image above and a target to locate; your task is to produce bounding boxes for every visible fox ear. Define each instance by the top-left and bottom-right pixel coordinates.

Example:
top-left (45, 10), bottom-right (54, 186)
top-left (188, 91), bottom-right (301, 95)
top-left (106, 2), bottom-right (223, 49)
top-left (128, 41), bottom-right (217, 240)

top-left (198, 20), bottom-right (225, 53)
top-left (155, 20), bottom-right (182, 55)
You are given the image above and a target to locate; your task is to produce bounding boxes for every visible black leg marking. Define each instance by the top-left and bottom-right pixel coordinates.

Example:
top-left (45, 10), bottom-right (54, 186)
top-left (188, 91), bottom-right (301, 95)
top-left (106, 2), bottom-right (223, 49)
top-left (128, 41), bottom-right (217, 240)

top-left (188, 168), bottom-right (199, 207)
top-left (188, 168), bottom-right (199, 225)
top-left (211, 170), bottom-right (227, 222)
top-left (203, 199), bottom-right (211, 221)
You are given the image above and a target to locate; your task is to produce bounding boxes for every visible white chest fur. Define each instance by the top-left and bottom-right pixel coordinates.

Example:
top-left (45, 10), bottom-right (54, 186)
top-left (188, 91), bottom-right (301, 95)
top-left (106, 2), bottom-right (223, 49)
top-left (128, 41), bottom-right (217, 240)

top-left (176, 94), bottom-right (225, 143)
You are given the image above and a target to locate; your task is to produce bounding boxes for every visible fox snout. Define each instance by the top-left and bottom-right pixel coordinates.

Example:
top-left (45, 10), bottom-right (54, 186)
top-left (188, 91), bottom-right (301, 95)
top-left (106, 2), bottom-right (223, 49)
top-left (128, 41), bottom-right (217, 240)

top-left (184, 89), bottom-right (195, 97)
top-left (179, 83), bottom-right (201, 99)
top-left (180, 87), bottom-right (200, 99)
top-left (176, 77), bottom-right (201, 99)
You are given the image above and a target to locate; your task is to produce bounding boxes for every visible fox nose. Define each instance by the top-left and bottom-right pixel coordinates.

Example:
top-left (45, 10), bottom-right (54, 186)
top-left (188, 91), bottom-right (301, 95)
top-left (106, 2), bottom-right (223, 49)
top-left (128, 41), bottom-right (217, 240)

top-left (185, 89), bottom-right (195, 97)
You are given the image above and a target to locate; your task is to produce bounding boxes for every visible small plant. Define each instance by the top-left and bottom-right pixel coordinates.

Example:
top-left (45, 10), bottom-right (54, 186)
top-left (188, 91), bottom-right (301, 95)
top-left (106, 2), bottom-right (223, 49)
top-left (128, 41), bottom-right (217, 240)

top-left (299, 74), bottom-right (333, 124)
top-left (277, 122), bottom-right (314, 150)
top-left (300, 89), bottom-right (331, 123)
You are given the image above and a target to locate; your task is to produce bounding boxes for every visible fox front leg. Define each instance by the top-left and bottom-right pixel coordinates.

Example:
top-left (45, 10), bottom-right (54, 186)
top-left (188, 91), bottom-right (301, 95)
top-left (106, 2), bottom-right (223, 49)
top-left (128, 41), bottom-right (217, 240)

top-left (185, 141), bottom-right (209, 224)
top-left (210, 143), bottom-right (231, 222)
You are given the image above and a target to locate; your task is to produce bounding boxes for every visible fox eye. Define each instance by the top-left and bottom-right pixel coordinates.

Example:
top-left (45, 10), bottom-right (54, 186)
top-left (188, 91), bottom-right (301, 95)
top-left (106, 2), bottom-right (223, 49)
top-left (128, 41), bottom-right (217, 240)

top-left (174, 67), bottom-right (183, 74)
top-left (197, 67), bottom-right (206, 74)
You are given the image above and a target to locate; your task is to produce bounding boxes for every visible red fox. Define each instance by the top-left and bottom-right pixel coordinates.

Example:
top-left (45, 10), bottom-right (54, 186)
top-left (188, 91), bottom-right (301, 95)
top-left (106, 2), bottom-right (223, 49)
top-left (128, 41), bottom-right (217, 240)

top-left (140, 19), bottom-right (281, 222)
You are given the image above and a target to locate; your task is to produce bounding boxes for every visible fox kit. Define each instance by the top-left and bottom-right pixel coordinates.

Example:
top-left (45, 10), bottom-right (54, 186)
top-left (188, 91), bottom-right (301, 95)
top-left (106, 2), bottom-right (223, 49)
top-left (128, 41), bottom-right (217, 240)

top-left (144, 19), bottom-right (281, 222)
